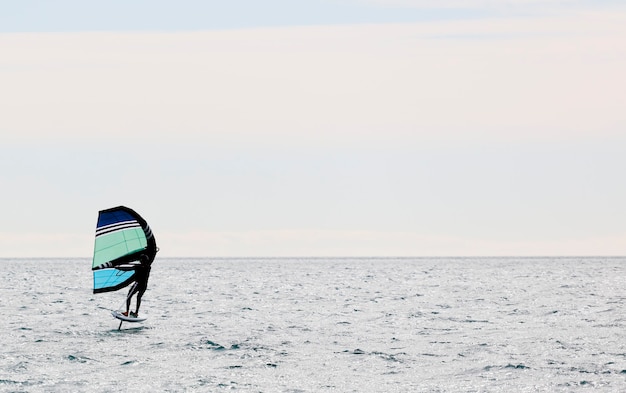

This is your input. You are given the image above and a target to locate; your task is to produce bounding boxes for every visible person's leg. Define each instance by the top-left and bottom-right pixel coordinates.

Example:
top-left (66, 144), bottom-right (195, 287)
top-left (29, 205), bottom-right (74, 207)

top-left (135, 286), bottom-right (146, 316)
top-left (125, 282), bottom-right (138, 315)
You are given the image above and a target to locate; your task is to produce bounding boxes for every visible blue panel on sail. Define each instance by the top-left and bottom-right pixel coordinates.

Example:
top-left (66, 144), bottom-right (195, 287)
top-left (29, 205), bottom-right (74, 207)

top-left (93, 269), bottom-right (136, 294)
top-left (97, 209), bottom-right (137, 229)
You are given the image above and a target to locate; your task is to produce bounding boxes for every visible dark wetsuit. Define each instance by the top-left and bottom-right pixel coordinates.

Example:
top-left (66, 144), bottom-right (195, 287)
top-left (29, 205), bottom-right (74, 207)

top-left (126, 242), bottom-right (157, 316)
top-left (126, 261), bottom-right (151, 316)
top-left (134, 263), bottom-right (151, 292)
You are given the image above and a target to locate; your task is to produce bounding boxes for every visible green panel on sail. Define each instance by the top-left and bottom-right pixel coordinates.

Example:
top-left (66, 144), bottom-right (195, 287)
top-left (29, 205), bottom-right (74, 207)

top-left (93, 226), bottom-right (147, 268)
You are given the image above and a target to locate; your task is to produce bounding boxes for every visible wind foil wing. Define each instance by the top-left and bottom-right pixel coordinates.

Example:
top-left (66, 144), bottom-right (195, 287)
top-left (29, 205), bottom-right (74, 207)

top-left (92, 206), bottom-right (154, 294)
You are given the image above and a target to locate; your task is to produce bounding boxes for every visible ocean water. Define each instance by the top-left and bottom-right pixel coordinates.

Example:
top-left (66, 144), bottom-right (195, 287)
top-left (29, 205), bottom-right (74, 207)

top-left (1, 257), bottom-right (625, 392)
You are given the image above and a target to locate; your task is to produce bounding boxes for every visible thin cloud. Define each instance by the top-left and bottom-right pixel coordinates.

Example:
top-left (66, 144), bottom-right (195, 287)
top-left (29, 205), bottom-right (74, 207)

top-left (352, 0), bottom-right (603, 8)
top-left (2, 9), bottom-right (625, 145)
top-left (347, 0), bottom-right (626, 18)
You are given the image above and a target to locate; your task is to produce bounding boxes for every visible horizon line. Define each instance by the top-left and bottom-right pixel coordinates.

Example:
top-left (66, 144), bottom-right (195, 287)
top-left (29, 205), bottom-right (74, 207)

top-left (2, 255), bottom-right (624, 260)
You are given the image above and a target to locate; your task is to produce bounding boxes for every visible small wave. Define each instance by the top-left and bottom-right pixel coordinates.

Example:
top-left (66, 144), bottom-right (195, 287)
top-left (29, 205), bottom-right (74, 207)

top-left (484, 363), bottom-right (530, 371)
top-left (66, 354), bottom-right (93, 363)
top-left (8, 361), bottom-right (28, 372)
top-left (505, 363), bottom-right (530, 369)
top-left (420, 353), bottom-right (442, 357)
top-left (342, 349), bottom-right (406, 362)
top-left (189, 339), bottom-right (241, 351)
top-left (0, 379), bottom-right (34, 386)
top-left (372, 351), bottom-right (404, 362)
top-left (567, 366), bottom-right (623, 375)
top-left (202, 340), bottom-right (226, 351)
top-left (559, 380), bottom-right (597, 388)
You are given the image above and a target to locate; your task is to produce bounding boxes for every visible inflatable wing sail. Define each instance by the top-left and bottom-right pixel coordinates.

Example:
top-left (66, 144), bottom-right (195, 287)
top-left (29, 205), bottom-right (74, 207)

top-left (92, 206), bottom-right (155, 294)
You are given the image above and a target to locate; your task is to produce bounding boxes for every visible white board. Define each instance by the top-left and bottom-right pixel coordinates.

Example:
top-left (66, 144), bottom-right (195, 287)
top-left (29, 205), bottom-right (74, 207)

top-left (111, 310), bottom-right (147, 323)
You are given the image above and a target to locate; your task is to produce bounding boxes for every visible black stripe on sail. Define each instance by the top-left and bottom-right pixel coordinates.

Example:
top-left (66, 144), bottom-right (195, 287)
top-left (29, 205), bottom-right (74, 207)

top-left (97, 220), bottom-right (139, 232)
top-left (96, 221), bottom-right (142, 237)
top-left (93, 261), bottom-right (141, 270)
top-left (93, 262), bottom-right (113, 270)
top-left (96, 224), bottom-right (141, 237)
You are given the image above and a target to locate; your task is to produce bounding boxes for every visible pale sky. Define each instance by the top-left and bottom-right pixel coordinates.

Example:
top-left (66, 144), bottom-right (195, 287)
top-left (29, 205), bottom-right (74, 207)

top-left (1, 1), bottom-right (625, 257)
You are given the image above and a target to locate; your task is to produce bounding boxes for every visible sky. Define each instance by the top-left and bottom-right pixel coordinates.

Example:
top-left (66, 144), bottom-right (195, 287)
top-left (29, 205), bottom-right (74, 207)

top-left (1, 0), bottom-right (625, 257)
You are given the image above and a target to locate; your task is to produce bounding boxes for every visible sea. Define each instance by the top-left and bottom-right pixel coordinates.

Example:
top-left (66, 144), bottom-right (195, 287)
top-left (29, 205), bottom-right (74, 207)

top-left (1, 257), bottom-right (625, 392)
